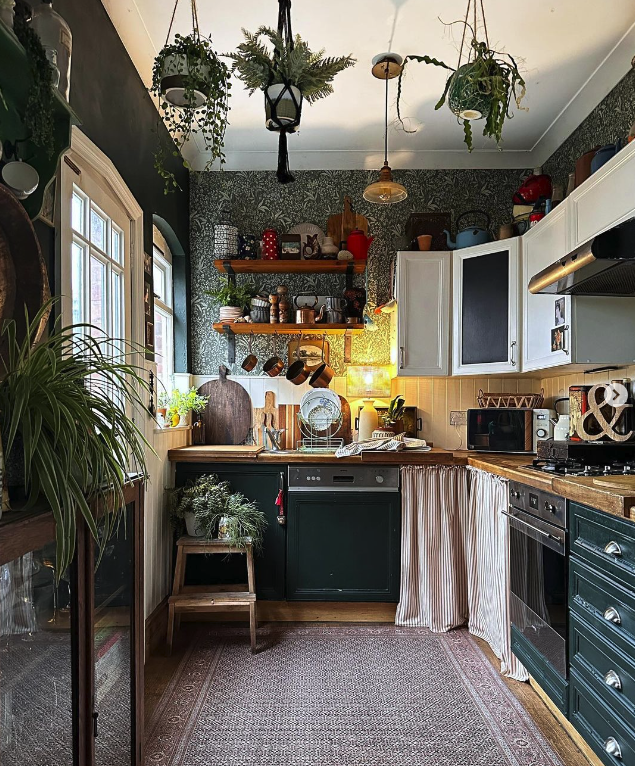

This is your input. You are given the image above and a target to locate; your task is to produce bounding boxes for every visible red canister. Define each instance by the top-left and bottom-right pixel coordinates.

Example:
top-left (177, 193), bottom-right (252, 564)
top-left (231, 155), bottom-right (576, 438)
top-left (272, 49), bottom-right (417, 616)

top-left (261, 228), bottom-right (279, 260)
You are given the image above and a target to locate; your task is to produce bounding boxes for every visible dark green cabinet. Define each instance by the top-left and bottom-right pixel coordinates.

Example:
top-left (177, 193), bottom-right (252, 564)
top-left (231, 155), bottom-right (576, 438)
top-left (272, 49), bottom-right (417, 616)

top-left (286, 491), bottom-right (401, 602)
top-left (175, 463), bottom-right (286, 600)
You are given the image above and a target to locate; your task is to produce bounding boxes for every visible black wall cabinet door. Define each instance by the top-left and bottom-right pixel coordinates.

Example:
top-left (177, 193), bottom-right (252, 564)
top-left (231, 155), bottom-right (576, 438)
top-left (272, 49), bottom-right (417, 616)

top-left (461, 250), bottom-right (510, 365)
top-left (286, 491), bottom-right (401, 602)
top-left (175, 463), bottom-right (286, 600)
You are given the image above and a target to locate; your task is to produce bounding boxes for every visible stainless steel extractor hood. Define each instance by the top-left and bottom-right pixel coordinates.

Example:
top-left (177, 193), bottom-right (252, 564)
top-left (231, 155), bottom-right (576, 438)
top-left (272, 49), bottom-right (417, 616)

top-left (528, 217), bottom-right (635, 296)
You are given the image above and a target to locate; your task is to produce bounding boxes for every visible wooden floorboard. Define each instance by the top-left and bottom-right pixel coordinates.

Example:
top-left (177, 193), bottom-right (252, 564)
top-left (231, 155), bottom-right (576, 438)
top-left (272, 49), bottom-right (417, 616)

top-left (145, 625), bottom-right (590, 766)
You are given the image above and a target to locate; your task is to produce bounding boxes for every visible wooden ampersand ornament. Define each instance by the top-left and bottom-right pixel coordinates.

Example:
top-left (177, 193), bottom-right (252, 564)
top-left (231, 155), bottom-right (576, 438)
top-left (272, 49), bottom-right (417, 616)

top-left (579, 383), bottom-right (634, 442)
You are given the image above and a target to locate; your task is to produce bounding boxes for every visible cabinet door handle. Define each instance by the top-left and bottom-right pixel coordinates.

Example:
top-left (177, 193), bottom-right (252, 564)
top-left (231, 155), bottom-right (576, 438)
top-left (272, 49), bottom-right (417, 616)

top-left (399, 346), bottom-right (405, 369)
top-left (604, 606), bottom-right (622, 625)
top-left (604, 737), bottom-right (622, 759)
top-left (604, 670), bottom-right (622, 690)
top-left (510, 340), bottom-right (517, 367)
top-left (604, 540), bottom-right (623, 557)
top-left (562, 324), bottom-right (570, 355)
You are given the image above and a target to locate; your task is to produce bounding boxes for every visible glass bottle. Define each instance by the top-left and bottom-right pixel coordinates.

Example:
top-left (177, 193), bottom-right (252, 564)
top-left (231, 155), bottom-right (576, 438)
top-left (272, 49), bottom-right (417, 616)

top-left (31, 0), bottom-right (72, 101)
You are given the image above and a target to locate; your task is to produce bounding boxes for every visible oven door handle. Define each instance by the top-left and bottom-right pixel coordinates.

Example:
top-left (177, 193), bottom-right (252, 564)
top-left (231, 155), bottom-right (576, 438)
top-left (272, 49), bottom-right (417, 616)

top-left (502, 509), bottom-right (564, 546)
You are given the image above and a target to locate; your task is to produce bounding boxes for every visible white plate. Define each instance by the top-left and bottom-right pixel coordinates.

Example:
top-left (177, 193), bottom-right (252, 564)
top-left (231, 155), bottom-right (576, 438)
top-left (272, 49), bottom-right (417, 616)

top-left (300, 388), bottom-right (341, 422)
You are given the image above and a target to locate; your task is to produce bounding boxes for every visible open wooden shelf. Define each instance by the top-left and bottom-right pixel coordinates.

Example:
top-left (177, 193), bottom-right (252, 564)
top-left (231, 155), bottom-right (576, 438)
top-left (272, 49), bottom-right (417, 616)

top-left (213, 323), bottom-right (364, 335)
top-left (213, 259), bottom-right (366, 275)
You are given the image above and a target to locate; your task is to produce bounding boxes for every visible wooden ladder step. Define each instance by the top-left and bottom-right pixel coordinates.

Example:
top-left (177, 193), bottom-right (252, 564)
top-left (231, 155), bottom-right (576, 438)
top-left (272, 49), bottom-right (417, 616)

top-left (169, 592), bottom-right (256, 611)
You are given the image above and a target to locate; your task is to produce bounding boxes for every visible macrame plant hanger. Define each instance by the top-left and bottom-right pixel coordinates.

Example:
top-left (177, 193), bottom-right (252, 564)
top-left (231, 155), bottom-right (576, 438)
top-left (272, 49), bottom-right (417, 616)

top-left (265, 0), bottom-right (303, 184)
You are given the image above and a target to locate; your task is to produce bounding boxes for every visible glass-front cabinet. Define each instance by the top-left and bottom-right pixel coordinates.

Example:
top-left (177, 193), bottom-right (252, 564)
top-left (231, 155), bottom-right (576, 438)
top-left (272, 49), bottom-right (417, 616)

top-left (0, 481), bottom-right (144, 766)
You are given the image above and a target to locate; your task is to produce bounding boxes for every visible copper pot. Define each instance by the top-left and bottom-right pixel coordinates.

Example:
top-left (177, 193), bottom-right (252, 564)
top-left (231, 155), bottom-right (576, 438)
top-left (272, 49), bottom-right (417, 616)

top-left (309, 362), bottom-right (334, 388)
top-left (241, 331), bottom-right (258, 372)
top-left (263, 332), bottom-right (284, 377)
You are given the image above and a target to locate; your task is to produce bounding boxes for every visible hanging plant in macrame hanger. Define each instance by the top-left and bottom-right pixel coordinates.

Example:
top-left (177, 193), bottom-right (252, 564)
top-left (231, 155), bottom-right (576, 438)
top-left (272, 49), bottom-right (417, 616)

top-left (151, 0), bottom-right (231, 192)
top-left (396, 0), bottom-right (526, 151)
top-left (227, 0), bottom-right (355, 183)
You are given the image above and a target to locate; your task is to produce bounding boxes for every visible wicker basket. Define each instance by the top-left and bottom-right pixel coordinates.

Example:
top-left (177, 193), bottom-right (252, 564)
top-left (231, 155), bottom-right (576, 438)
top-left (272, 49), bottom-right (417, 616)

top-left (477, 388), bottom-right (544, 409)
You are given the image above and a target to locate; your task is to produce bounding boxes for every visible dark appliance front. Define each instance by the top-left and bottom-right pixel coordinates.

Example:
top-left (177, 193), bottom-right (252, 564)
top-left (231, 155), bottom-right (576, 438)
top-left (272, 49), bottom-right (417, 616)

top-left (467, 408), bottom-right (533, 453)
top-left (506, 481), bottom-right (569, 713)
top-left (286, 465), bottom-right (401, 602)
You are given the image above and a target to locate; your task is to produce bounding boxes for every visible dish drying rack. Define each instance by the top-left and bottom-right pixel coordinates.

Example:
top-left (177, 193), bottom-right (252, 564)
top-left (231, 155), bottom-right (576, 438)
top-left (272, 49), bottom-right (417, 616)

top-left (297, 399), bottom-right (343, 453)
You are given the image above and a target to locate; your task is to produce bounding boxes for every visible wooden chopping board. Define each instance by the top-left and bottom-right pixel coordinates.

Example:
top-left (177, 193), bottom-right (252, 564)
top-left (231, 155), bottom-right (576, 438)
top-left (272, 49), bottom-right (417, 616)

top-left (327, 195), bottom-right (369, 248)
top-left (198, 365), bottom-right (252, 445)
top-left (253, 391), bottom-right (279, 447)
top-left (592, 475), bottom-right (635, 491)
top-left (338, 395), bottom-right (352, 445)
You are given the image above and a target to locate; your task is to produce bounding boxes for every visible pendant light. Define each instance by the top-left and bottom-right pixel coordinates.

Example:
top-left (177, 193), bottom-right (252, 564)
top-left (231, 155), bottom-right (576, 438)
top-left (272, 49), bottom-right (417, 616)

top-left (363, 53), bottom-right (408, 205)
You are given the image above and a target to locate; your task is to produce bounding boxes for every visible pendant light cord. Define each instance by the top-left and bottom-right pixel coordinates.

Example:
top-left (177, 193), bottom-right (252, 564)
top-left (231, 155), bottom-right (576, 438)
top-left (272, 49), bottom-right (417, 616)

top-left (384, 61), bottom-right (389, 165)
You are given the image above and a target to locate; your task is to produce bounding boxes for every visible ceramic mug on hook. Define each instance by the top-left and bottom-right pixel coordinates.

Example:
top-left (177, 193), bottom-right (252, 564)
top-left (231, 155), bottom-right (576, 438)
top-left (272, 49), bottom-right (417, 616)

top-left (241, 330), bottom-right (258, 372)
top-left (263, 332), bottom-right (284, 377)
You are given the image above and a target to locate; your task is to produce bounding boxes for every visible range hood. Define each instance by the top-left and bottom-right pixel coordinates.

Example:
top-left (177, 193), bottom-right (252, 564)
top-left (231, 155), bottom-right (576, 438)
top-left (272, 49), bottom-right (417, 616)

top-left (528, 217), bottom-right (635, 296)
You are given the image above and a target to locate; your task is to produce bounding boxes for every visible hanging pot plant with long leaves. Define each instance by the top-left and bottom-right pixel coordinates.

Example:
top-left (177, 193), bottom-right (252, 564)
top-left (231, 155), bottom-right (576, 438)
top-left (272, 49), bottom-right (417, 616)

top-left (396, 1), bottom-right (526, 152)
top-left (0, 302), bottom-right (152, 576)
top-left (151, 0), bottom-right (231, 193)
top-left (226, 0), bottom-right (355, 183)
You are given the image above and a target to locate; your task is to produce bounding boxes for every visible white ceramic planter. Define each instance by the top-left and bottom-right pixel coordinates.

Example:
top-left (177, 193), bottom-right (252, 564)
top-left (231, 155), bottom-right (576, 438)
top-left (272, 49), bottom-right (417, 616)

top-left (265, 84), bottom-right (302, 130)
top-left (184, 512), bottom-right (203, 537)
top-left (160, 53), bottom-right (211, 108)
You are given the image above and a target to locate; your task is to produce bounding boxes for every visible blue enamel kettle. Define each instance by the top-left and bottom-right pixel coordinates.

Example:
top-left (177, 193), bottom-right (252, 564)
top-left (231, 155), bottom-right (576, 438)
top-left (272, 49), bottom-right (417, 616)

top-left (444, 210), bottom-right (491, 249)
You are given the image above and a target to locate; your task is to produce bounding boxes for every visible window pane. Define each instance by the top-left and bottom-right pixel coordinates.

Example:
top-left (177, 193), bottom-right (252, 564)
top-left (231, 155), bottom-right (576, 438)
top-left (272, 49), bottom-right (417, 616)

top-left (111, 271), bottom-right (122, 341)
top-left (72, 192), bottom-right (85, 235)
top-left (153, 264), bottom-right (165, 303)
top-left (71, 242), bottom-right (85, 325)
top-left (112, 227), bottom-right (123, 265)
top-left (90, 256), bottom-right (107, 336)
top-left (90, 208), bottom-right (107, 251)
top-left (155, 309), bottom-right (166, 380)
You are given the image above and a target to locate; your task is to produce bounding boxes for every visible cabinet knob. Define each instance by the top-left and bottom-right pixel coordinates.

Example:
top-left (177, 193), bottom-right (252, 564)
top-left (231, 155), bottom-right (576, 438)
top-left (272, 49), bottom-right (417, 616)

top-left (544, 502), bottom-right (556, 513)
top-left (604, 737), bottom-right (622, 759)
top-left (604, 606), bottom-right (622, 625)
top-left (604, 670), bottom-right (622, 690)
top-left (604, 540), bottom-right (623, 557)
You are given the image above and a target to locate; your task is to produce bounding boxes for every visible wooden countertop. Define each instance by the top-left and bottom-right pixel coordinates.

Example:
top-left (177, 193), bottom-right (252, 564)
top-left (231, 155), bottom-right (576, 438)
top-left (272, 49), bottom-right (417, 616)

top-left (168, 446), bottom-right (635, 522)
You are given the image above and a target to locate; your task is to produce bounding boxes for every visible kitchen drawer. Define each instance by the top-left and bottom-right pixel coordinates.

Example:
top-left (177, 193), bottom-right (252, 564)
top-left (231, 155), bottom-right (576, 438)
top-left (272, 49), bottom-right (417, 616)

top-left (510, 625), bottom-right (568, 714)
top-left (570, 668), bottom-right (635, 766)
top-left (570, 557), bottom-right (635, 655)
top-left (571, 502), bottom-right (635, 590)
top-left (571, 611), bottom-right (635, 724)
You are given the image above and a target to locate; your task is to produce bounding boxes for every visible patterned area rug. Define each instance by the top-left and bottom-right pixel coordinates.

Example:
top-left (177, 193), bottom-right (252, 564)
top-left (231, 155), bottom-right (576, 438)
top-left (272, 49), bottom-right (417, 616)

top-left (146, 625), bottom-right (563, 766)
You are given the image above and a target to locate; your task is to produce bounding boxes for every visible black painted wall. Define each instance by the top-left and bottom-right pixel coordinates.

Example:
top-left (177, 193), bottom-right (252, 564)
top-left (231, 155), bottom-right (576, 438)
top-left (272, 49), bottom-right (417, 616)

top-left (43, 0), bottom-right (191, 370)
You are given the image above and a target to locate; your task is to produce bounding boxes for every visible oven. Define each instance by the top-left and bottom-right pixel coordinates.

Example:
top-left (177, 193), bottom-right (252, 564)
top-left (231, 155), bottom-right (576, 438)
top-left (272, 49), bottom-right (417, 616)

top-left (506, 481), bottom-right (569, 712)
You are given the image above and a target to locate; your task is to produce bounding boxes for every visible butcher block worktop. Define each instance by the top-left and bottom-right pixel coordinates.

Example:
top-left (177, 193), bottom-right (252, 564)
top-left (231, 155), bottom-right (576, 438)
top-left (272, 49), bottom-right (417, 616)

top-left (168, 446), bottom-right (635, 521)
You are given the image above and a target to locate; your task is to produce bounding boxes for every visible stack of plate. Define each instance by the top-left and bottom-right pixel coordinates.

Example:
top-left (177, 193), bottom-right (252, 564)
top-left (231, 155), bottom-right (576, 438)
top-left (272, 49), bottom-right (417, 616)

top-left (299, 389), bottom-right (342, 433)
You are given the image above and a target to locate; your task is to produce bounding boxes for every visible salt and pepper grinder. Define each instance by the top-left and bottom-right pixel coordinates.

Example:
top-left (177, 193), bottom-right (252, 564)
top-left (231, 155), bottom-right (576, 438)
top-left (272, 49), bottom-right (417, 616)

top-left (269, 293), bottom-right (279, 323)
top-left (277, 285), bottom-right (289, 323)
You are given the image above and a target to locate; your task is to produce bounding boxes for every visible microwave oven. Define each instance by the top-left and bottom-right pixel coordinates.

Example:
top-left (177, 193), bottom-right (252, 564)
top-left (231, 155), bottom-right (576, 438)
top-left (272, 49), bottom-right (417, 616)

top-left (467, 408), bottom-right (555, 453)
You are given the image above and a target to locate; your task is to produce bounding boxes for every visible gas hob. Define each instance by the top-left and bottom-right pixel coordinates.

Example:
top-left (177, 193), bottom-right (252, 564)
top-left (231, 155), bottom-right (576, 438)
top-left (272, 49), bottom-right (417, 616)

top-left (524, 458), bottom-right (635, 477)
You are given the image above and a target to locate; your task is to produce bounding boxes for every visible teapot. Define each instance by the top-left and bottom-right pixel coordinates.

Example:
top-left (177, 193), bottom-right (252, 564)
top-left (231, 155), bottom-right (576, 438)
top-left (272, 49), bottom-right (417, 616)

top-left (444, 210), bottom-right (491, 249)
top-left (294, 294), bottom-right (325, 324)
top-left (346, 229), bottom-right (374, 260)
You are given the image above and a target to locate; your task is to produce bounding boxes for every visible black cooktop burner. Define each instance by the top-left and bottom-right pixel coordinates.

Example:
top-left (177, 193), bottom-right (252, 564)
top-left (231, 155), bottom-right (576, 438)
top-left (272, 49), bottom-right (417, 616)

top-left (526, 458), bottom-right (635, 477)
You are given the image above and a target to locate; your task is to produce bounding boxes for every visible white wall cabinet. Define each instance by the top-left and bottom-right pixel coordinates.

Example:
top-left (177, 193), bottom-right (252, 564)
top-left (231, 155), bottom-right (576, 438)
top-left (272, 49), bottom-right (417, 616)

top-left (452, 238), bottom-right (521, 375)
top-left (568, 140), bottom-right (635, 249)
top-left (522, 206), bottom-right (572, 372)
top-left (396, 251), bottom-right (451, 377)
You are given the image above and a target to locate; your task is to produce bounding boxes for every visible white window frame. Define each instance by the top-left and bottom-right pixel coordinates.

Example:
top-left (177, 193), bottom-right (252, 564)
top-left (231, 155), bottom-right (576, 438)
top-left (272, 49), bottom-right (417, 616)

top-left (152, 227), bottom-right (174, 395)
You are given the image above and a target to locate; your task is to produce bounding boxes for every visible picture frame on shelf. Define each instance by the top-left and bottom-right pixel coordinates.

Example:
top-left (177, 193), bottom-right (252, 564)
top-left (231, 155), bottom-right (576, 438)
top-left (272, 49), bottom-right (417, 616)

top-left (280, 233), bottom-right (302, 260)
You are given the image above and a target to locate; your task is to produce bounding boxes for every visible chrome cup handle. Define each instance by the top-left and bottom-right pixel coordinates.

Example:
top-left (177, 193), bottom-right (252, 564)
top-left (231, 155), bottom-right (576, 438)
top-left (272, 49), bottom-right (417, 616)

top-left (604, 606), bottom-right (622, 625)
top-left (604, 541), bottom-right (623, 557)
top-left (604, 670), bottom-right (622, 690)
top-left (604, 737), bottom-right (622, 759)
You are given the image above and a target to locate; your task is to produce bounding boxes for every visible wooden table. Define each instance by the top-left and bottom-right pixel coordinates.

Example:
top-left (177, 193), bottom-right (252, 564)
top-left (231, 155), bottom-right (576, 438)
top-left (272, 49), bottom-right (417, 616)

top-left (167, 536), bottom-right (257, 653)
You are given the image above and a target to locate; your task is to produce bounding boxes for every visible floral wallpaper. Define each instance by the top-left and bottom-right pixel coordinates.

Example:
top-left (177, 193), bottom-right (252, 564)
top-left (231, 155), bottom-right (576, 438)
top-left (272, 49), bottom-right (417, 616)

top-left (543, 69), bottom-right (635, 189)
top-left (190, 167), bottom-right (525, 376)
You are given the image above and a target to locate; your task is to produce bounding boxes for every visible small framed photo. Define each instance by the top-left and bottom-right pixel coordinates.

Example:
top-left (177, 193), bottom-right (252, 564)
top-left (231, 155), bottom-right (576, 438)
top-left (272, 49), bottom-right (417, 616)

top-left (280, 234), bottom-right (302, 260)
top-left (551, 326), bottom-right (564, 352)
top-left (287, 338), bottom-right (329, 371)
top-left (555, 297), bottom-right (565, 327)
top-left (144, 252), bottom-right (153, 276)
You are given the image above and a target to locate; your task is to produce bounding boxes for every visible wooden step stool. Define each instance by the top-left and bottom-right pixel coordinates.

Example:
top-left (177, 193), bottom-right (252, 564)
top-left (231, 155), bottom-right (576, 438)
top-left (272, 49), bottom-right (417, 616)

top-left (167, 536), bottom-right (257, 653)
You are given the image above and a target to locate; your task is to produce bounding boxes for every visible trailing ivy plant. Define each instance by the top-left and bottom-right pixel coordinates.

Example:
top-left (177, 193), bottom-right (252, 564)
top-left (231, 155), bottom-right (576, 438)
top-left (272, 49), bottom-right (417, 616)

top-left (13, 14), bottom-right (55, 158)
top-left (226, 26), bottom-right (355, 103)
top-left (151, 33), bottom-right (231, 193)
top-left (397, 37), bottom-right (526, 152)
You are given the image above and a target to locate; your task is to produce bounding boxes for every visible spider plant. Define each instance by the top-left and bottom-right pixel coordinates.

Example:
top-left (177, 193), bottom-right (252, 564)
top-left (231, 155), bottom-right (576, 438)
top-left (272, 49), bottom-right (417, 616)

top-left (0, 302), bottom-right (152, 575)
top-left (382, 395), bottom-right (406, 427)
top-left (397, 37), bottom-right (526, 151)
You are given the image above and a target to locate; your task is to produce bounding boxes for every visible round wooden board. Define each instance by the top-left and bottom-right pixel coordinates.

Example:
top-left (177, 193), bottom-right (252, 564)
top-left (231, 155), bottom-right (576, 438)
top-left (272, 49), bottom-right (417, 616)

top-left (197, 366), bottom-right (252, 445)
top-left (591, 475), bottom-right (635, 490)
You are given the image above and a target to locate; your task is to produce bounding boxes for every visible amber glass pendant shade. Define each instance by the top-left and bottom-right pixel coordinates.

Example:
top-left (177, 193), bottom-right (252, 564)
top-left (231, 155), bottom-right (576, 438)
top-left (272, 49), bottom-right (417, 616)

top-left (363, 162), bottom-right (408, 204)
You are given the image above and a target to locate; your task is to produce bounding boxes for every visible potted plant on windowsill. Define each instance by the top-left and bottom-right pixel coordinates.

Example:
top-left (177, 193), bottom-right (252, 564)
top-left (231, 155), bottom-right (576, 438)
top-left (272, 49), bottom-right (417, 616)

top-left (170, 473), bottom-right (267, 547)
top-left (206, 280), bottom-right (256, 323)
top-left (151, 32), bottom-right (230, 193)
top-left (0, 302), bottom-right (151, 575)
top-left (160, 387), bottom-right (208, 428)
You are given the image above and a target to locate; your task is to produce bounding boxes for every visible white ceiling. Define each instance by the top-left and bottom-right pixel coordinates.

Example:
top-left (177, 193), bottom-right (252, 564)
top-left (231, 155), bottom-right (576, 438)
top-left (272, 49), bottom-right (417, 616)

top-left (104, 0), bottom-right (635, 171)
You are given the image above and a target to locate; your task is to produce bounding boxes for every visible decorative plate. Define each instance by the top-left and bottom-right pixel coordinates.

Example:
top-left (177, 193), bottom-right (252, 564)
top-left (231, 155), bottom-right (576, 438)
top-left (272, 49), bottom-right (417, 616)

top-left (288, 223), bottom-right (325, 260)
top-left (300, 388), bottom-right (341, 423)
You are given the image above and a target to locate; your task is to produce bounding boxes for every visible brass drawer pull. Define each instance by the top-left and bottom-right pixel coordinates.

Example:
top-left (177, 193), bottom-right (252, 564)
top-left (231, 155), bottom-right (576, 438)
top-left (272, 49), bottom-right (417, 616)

top-left (604, 606), bottom-right (622, 625)
top-left (604, 737), bottom-right (622, 759)
top-left (604, 670), bottom-right (622, 690)
top-left (604, 541), bottom-right (623, 557)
